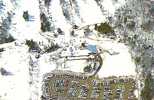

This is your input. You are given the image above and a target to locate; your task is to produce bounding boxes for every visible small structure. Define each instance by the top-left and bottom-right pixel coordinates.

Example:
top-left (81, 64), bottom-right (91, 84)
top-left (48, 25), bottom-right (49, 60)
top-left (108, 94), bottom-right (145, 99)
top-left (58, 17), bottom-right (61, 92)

top-left (86, 44), bottom-right (97, 54)
top-left (0, 68), bottom-right (12, 76)
top-left (23, 11), bottom-right (29, 21)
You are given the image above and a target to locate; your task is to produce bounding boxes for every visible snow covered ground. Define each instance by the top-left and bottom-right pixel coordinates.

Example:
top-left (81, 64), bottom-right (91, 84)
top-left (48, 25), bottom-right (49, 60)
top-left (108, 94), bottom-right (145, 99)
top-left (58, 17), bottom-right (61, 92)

top-left (98, 39), bottom-right (136, 77)
top-left (101, 0), bottom-right (126, 16)
top-left (10, 0), bottom-right (43, 42)
top-left (76, 0), bottom-right (105, 26)
top-left (60, 36), bottom-right (137, 77)
top-left (0, 43), bottom-right (30, 100)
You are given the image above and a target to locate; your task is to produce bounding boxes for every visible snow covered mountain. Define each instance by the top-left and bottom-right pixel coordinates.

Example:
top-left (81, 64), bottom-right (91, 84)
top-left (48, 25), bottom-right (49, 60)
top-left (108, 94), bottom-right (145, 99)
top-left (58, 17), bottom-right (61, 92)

top-left (1, 0), bottom-right (153, 99)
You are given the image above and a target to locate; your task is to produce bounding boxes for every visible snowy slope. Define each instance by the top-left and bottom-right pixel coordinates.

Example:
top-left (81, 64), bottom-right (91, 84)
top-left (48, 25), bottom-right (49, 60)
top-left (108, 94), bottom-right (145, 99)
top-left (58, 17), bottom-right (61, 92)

top-left (0, 43), bottom-right (30, 100)
top-left (98, 39), bottom-right (136, 77)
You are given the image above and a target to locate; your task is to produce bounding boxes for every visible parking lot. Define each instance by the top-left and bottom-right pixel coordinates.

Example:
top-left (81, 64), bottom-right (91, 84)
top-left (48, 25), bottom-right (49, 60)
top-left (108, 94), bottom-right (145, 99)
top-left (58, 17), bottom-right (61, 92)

top-left (42, 71), bottom-right (137, 100)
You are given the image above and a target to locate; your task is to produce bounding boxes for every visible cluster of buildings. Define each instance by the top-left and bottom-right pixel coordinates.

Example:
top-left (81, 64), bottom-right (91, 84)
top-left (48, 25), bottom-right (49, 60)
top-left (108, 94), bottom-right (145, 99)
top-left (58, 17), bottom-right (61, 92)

top-left (41, 70), bottom-right (137, 100)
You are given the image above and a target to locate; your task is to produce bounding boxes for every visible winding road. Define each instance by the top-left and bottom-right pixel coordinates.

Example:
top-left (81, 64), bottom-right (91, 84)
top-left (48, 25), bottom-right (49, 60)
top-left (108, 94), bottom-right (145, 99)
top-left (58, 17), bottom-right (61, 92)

top-left (60, 53), bottom-right (103, 76)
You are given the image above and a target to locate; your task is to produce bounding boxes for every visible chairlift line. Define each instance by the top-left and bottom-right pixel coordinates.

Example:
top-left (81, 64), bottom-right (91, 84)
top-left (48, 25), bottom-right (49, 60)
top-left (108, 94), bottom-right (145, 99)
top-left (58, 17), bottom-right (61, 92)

top-left (60, 54), bottom-right (90, 58)
top-left (66, 58), bottom-right (93, 61)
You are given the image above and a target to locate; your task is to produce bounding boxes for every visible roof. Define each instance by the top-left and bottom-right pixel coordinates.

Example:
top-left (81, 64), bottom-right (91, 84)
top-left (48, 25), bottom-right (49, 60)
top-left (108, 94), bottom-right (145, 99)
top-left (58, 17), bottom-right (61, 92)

top-left (86, 45), bottom-right (97, 53)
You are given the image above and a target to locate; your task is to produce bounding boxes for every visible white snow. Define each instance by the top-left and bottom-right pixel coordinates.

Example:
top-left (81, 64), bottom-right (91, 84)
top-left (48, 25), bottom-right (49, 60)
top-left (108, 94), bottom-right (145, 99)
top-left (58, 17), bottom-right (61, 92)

top-left (134, 89), bottom-right (139, 98)
top-left (65, 60), bottom-right (87, 73)
top-left (77, 0), bottom-right (105, 26)
top-left (101, 0), bottom-right (126, 16)
top-left (98, 40), bottom-right (136, 77)
top-left (0, 0), bottom-right (43, 99)
top-left (0, 44), bottom-right (30, 100)
top-left (39, 54), bottom-right (57, 75)
top-left (49, 0), bottom-right (72, 41)
top-left (67, 36), bottom-right (136, 77)
top-left (10, 0), bottom-right (43, 42)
